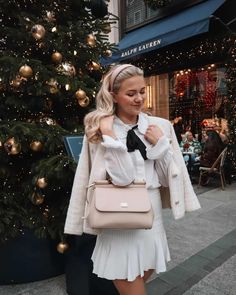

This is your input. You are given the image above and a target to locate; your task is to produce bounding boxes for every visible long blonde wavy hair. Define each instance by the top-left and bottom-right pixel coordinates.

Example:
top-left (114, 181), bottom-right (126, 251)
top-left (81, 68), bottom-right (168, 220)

top-left (84, 64), bottom-right (143, 143)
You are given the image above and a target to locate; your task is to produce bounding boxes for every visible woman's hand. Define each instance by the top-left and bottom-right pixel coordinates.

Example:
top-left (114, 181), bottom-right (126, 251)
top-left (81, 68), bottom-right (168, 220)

top-left (99, 115), bottom-right (116, 139)
top-left (144, 124), bottom-right (163, 145)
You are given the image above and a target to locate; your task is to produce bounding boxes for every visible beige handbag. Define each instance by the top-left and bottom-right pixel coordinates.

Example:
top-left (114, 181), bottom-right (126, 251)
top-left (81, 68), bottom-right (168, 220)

top-left (86, 180), bottom-right (154, 230)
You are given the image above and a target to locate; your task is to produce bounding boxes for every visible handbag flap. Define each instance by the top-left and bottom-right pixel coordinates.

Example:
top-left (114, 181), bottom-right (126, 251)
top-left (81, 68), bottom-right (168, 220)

top-left (94, 184), bottom-right (151, 212)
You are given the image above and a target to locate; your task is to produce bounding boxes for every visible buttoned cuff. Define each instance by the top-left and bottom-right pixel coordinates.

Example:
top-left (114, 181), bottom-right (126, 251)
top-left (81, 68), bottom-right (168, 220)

top-left (146, 135), bottom-right (170, 159)
top-left (101, 135), bottom-right (127, 151)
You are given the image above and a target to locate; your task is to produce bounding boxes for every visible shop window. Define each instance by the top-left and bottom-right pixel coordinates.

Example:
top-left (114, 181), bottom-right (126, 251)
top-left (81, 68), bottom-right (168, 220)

top-left (147, 5), bottom-right (159, 19)
top-left (126, 0), bottom-right (158, 29)
top-left (134, 10), bottom-right (142, 24)
top-left (124, 0), bottom-right (205, 31)
top-left (169, 64), bottom-right (227, 135)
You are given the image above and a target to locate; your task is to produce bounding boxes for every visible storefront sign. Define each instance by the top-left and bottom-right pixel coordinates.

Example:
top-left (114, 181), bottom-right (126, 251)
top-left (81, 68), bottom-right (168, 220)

top-left (121, 39), bottom-right (162, 58)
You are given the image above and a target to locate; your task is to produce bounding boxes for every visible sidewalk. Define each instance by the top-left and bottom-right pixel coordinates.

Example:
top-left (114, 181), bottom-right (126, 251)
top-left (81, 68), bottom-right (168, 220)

top-left (0, 182), bottom-right (235, 295)
top-left (147, 181), bottom-right (236, 295)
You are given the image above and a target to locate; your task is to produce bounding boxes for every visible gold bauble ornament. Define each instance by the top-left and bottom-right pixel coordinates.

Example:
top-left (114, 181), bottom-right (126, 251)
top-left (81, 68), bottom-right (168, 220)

top-left (45, 117), bottom-right (56, 125)
top-left (9, 143), bottom-right (21, 155)
top-left (45, 11), bottom-right (56, 22)
top-left (90, 61), bottom-right (101, 71)
top-left (5, 137), bottom-right (15, 146)
top-left (19, 65), bottom-right (33, 78)
top-left (75, 89), bottom-right (86, 100)
top-left (31, 24), bottom-right (46, 40)
top-left (51, 52), bottom-right (63, 64)
top-left (4, 137), bottom-right (17, 153)
top-left (30, 141), bottom-right (43, 152)
top-left (57, 62), bottom-right (76, 76)
top-left (57, 241), bottom-right (69, 254)
top-left (104, 49), bottom-right (112, 57)
top-left (39, 116), bottom-right (57, 126)
top-left (86, 34), bottom-right (96, 47)
top-left (4, 138), bottom-right (21, 155)
top-left (78, 96), bottom-right (90, 107)
top-left (36, 41), bottom-right (45, 49)
top-left (32, 192), bottom-right (45, 205)
top-left (10, 75), bottom-right (22, 88)
top-left (36, 177), bottom-right (48, 189)
top-left (47, 78), bottom-right (59, 94)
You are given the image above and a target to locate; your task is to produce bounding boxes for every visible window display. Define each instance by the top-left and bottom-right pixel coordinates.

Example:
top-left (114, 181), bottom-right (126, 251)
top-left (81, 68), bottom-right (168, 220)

top-left (169, 64), bottom-right (227, 135)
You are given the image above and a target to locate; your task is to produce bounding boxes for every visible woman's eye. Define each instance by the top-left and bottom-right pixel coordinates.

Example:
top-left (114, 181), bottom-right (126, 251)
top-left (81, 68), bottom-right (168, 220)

top-left (127, 93), bottom-right (134, 97)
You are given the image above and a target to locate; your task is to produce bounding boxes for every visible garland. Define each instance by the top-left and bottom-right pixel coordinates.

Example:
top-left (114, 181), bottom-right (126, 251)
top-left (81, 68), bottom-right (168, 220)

top-left (134, 35), bottom-right (233, 75)
top-left (144, 0), bottom-right (173, 9)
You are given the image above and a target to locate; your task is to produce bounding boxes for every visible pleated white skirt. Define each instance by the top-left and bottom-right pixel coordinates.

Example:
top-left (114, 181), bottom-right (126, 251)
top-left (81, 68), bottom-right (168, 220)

top-left (91, 188), bottom-right (171, 282)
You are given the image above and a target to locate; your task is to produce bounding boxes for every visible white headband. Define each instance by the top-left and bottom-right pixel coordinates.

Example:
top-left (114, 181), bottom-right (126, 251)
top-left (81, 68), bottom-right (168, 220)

top-left (109, 64), bottom-right (133, 92)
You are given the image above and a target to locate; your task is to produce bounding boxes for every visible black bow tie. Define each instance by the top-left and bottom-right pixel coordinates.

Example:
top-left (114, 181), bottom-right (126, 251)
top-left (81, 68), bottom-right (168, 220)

top-left (126, 125), bottom-right (147, 160)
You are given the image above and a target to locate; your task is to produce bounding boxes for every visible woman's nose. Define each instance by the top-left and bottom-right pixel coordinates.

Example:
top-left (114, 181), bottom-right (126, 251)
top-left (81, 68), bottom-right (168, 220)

top-left (134, 93), bottom-right (144, 102)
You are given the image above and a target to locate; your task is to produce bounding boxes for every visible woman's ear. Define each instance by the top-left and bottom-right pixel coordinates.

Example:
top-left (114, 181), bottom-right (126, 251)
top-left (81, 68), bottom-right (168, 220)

top-left (110, 92), bottom-right (117, 103)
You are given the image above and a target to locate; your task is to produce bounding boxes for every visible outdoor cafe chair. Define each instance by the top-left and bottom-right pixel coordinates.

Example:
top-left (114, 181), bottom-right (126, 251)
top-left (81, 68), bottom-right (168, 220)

top-left (198, 147), bottom-right (228, 190)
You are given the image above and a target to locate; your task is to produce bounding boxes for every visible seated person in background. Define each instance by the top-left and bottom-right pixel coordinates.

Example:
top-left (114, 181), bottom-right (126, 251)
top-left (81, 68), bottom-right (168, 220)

top-left (199, 130), bottom-right (225, 185)
top-left (180, 131), bottom-right (202, 165)
top-left (185, 125), bottom-right (192, 133)
top-left (173, 116), bottom-right (183, 144)
top-left (219, 129), bottom-right (229, 145)
top-left (200, 130), bottom-right (208, 150)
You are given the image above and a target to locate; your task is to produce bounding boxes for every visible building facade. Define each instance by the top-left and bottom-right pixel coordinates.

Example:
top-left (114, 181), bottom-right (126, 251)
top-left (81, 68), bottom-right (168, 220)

top-left (106, 0), bottom-right (236, 136)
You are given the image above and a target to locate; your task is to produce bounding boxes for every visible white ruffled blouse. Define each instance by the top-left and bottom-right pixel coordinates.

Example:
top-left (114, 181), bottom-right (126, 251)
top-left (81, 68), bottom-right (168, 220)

top-left (101, 113), bottom-right (172, 189)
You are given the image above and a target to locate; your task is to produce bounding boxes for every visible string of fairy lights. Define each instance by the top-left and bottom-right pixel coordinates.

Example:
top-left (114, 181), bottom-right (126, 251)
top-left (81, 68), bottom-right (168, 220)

top-left (134, 35), bottom-right (234, 76)
top-left (133, 34), bottom-right (236, 170)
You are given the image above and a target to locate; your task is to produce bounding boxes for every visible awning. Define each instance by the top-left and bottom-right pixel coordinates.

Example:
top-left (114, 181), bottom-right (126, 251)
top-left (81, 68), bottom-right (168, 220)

top-left (103, 0), bottom-right (225, 65)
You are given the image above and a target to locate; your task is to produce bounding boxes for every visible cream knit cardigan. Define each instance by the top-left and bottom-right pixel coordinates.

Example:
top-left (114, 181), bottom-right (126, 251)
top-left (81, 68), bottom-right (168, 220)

top-left (64, 115), bottom-right (201, 236)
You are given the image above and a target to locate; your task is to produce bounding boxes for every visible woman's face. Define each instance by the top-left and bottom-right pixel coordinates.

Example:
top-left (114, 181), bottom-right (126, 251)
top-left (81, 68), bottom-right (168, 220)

top-left (113, 75), bottom-right (146, 123)
top-left (187, 132), bottom-right (193, 142)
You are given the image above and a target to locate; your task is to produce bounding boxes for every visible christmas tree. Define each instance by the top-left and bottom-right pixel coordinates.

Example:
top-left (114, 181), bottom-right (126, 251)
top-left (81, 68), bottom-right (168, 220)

top-left (0, 0), bottom-right (116, 249)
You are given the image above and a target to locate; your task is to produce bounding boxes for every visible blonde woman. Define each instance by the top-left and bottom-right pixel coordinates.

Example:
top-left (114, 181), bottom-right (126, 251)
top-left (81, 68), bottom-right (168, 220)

top-left (64, 64), bottom-right (201, 295)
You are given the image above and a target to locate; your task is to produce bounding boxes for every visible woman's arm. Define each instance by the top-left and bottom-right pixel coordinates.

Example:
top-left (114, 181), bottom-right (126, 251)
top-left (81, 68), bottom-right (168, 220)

top-left (145, 122), bottom-right (173, 186)
top-left (102, 136), bottom-right (135, 186)
top-left (100, 116), bottom-right (135, 186)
